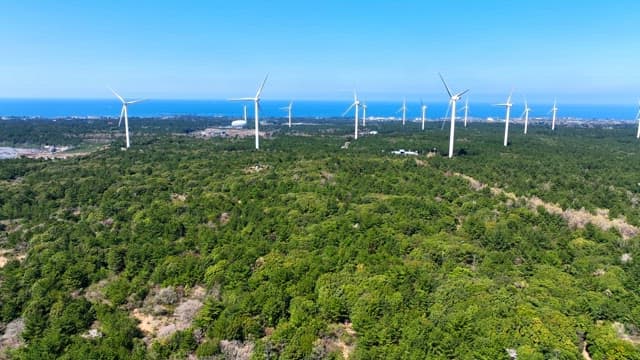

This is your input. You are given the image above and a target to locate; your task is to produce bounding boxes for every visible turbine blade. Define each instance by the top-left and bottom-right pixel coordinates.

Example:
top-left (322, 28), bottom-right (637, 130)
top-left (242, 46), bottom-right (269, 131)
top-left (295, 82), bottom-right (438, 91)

top-left (255, 74), bottom-right (269, 99)
top-left (229, 97), bottom-right (255, 101)
top-left (109, 87), bottom-right (125, 103)
top-left (441, 100), bottom-right (451, 130)
top-left (438, 73), bottom-right (453, 98)
top-left (342, 103), bottom-right (355, 117)
top-left (127, 98), bottom-right (146, 105)
top-left (118, 106), bottom-right (124, 127)
top-left (519, 109), bottom-right (526, 119)
top-left (456, 89), bottom-right (470, 97)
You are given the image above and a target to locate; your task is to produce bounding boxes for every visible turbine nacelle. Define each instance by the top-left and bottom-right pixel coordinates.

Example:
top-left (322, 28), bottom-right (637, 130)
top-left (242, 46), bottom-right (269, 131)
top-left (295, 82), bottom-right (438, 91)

top-left (451, 90), bottom-right (469, 102)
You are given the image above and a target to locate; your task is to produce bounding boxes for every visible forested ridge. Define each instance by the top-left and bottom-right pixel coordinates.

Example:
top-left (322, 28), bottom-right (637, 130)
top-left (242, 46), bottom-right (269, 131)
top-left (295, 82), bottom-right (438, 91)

top-left (1, 121), bottom-right (640, 359)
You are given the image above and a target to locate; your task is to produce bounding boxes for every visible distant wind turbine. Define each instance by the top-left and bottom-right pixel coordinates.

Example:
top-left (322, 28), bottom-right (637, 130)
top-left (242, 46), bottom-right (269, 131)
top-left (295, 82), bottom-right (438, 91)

top-left (231, 105), bottom-right (247, 128)
top-left (636, 100), bottom-right (640, 139)
top-left (398, 98), bottom-right (408, 126)
top-left (343, 90), bottom-right (361, 140)
top-left (439, 73), bottom-right (469, 158)
top-left (421, 99), bottom-right (427, 131)
top-left (495, 91), bottom-right (513, 147)
top-left (550, 99), bottom-right (558, 131)
top-left (521, 99), bottom-right (532, 135)
top-left (243, 105), bottom-right (248, 123)
top-left (461, 97), bottom-right (470, 128)
top-left (230, 74), bottom-right (269, 150)
top-left (110, 88), bottom-right (145, 149)
top-left (280, 100), bottom-right (293, 128)
top-left (361, 100), bottom-right (368, 127)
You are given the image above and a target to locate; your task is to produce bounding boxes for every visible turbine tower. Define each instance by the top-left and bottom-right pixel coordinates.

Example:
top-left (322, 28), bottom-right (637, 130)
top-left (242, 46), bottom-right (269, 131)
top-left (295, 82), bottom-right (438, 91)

top-left (398, 98), bottom-right (408, 126)
top-left (521, 99), bottom-right (532, 135)
top-left (461, 97), bottom-right (470, 128)
top-left (439, 73), bottom-right (469, 158)
top-left (550, 99), bottom-right (558, 131)
top-left (280, 101), bottom-right (293, 128)
top-left (361, 101), bottom-right (368, 127)
top-left (636, 100), bottom-right (640, 139)
top-left (343, 90), bottom-right (361, 140)
top-left (230, 74), bottom-right (269, 150)
top-left (495, 91), bottom-right (513, 147)
top-left (243, 105), bottom-right (247, 123)
top-left (421, 99), bottom-right (427, 131)
top-left (110, 88), bottom-right (145, 149)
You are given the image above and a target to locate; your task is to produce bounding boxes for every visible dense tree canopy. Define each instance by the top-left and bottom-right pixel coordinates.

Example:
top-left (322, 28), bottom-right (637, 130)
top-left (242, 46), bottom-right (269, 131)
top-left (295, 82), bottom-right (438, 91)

top-left (1, 119), bottom-right (640, 359)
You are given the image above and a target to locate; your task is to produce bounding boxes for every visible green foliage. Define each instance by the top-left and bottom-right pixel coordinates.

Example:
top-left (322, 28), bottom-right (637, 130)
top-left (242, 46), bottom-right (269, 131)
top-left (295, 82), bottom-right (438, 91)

top-left (1, 121), bottom-right (640, 358)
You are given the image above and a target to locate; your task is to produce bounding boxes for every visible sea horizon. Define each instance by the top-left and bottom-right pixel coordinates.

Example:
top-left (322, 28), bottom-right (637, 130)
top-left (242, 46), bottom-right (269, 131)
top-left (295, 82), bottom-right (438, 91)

top-left (0, 98), bottom-right (638, 121)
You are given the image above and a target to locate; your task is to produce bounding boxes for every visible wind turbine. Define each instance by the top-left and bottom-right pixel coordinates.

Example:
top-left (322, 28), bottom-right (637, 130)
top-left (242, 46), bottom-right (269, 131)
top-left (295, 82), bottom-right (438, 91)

top-left (397, 98), bottom-right (408, 126)
top-left (495, 91), bottom-right (513, 147)
top-left (280, 100), bottom-right (293, 128)
top-left (521, 99), bottom-right (532, 135)
top-left (230, 74), bottom-right (269, 150)
top-left (343, 90), bottom-right (361, 140)
top-left (243, 105), bottom-right (247, 124)
top-left (461, 97), bottom-right (470, 128)
top-left (110, 88), bottom-right (145, 149)
top-left (361, 100), bottom-right (368, 127)
top-left (439, 73), bottom-right (469, 158)
top-left (421, 99), bottom-right (427, 131)
top-left (636, 100), bottom-right (640, 139)
top-left (550, 99), bottom-right (558, 130)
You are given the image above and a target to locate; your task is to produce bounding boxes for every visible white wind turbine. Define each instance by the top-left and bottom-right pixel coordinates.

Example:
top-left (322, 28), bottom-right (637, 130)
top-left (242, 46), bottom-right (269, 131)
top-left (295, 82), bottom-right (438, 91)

top-left (243, 105), bottom-right (248, 123)
top-left (636, 100), bottom-right (640, 139)
top-left (460, 97), bottom-right (470, 127)
top-left (495, 91), bottom-right (513, 147)
top-left (280, 100), bottom-right (293, 128)
top-left (521, 99), bottom-right (532, 135)
top-left (397, 98), bottom-right (408, 126)
top-left (420, 99), bottom-right (428, 131)
top-left (550, 99), bottom-right (558, 130)
top-left (343, 90), bottom-right (361, 140)
top-left (439, 73), bottom-right (469, 158)
top-left (110, 88), bottom-right (145, 149)
top-left (230, 74), bottom-right (269, 150)
top-left (361, 100), bottom-right (368, 127)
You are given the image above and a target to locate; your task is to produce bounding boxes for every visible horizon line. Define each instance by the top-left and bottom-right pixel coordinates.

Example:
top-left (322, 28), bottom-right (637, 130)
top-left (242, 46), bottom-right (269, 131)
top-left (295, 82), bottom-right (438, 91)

top-left (0, 97), bottom-right (637, 106)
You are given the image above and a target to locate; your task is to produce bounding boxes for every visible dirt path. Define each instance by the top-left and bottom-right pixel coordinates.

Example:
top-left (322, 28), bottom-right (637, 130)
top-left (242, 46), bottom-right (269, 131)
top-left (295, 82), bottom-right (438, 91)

top-left (455, 172), bottom-right (639, 240)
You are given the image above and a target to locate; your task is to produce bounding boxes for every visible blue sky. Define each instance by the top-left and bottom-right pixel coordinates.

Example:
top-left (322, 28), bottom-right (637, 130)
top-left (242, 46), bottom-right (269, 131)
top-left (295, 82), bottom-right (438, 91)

top-left (0, 1), bottom-right (638, 103)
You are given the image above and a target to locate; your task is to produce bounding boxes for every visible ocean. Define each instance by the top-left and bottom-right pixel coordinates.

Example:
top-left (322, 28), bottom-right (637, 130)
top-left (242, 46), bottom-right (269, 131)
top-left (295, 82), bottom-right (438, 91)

top-left (0, 99), bottom-right (637, 121)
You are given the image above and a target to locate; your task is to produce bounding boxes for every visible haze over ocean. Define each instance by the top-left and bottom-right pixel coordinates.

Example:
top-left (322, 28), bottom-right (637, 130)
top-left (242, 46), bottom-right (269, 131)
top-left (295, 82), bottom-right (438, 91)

top-left (0, 99), bottom-right (636, 121)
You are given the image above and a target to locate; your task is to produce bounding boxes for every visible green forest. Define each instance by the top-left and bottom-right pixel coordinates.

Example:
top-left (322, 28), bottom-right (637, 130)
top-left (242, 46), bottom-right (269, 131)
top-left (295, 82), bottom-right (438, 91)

top-left (1, 119), bottom-right (640, 359)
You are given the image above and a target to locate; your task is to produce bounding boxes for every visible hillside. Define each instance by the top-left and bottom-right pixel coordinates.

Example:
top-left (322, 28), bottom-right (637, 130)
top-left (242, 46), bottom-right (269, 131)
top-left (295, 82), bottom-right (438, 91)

top-left (1, 121), bottom-right (640, 359)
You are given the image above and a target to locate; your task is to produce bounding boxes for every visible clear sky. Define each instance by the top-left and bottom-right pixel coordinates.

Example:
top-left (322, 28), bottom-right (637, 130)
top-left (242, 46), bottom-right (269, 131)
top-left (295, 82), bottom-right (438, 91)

top-left (0, 0), bottom-right (638, 103)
